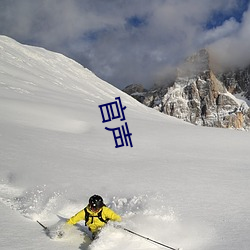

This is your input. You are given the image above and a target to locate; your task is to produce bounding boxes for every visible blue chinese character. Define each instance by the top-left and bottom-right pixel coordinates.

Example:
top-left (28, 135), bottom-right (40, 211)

top-left (98, 97), bottom-right (126, 123)
top-left (105, 122), bottom-right (133, 148)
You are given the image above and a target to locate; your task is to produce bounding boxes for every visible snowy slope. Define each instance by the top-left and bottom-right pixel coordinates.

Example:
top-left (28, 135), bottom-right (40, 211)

top-left (0, 36), bottom-right (250, 250)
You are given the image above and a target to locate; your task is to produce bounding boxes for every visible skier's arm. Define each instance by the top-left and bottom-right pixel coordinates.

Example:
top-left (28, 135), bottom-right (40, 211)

top-left (67, 209), bottom-right (85, 225)
top-left (104, 207), bottom-right (122, 222)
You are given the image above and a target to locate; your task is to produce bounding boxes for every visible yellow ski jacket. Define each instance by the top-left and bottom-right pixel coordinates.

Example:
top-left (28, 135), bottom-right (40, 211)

top-left (67, 206), bottom-right (121, 233)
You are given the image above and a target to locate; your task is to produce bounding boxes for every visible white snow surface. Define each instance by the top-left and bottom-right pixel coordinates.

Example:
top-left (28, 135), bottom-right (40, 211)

top-left (0, 36), bottom-right (250, 250)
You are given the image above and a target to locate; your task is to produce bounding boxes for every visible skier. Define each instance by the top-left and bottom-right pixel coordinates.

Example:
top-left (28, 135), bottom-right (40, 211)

top-left (66, 194), bottom-right (121, 239)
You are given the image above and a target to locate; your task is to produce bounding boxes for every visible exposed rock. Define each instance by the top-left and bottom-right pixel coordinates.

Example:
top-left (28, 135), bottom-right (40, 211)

top-left (123, 84), bottom-right (147, 103)
top-left (217, 66), bottom-right (250, 99)
top-left (123, 49), bottom-right (250, 130)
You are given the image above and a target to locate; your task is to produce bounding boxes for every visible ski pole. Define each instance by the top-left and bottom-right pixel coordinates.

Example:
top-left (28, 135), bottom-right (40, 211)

top-left (122, 227), bottom-right (180, 250)
top-left (37, 220), bottom-right (48, 231)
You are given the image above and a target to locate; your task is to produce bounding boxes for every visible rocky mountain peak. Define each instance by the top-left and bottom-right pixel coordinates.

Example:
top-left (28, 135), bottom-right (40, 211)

top-left (177, 49), bottom-right (210, 78)
top-left (123, 49), bottom-right (250, 130)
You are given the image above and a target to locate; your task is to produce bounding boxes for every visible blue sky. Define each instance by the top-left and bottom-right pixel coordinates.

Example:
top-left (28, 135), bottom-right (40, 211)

top-left (206, 0), bottom-right (249, 28)
top-left (0, 0), bottom-right (249, 89)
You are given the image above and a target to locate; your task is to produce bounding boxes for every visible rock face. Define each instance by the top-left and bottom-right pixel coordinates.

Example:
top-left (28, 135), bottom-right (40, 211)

top-left (123, 84), bottom-right (147, 103)
top-left (123, 49), bottom-right (250, 130)
top-left (217, 66), bottom-right (250, 100)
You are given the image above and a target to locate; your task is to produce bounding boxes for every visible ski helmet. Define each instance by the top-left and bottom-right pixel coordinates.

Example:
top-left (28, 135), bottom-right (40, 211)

top-left (89, 195), bottom-right (104, 210)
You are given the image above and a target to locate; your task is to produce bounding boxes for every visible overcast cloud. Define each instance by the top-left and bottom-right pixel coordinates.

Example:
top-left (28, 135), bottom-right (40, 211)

top-left (0, 0), bottom-right (249, 89)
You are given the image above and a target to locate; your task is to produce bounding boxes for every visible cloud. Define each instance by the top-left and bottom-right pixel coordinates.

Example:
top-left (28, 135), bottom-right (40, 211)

top-left (209, 4), bottom-right (250, 69)
top-left (200, 18), bottom-right (240, 45)
top-left (0, 0), bottom-right (249, 88)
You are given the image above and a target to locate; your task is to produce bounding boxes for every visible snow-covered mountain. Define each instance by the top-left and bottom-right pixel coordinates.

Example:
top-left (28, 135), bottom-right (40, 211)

top-left (0, 36), bottom-right (250, 250)
top-left (124, 49), bottom-right (250, 130)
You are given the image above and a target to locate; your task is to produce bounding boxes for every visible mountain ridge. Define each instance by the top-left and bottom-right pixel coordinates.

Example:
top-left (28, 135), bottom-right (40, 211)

top-left (123, 49), bottom-right (250, 130)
